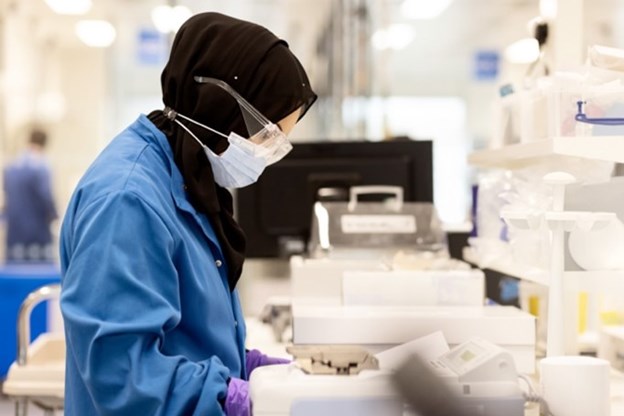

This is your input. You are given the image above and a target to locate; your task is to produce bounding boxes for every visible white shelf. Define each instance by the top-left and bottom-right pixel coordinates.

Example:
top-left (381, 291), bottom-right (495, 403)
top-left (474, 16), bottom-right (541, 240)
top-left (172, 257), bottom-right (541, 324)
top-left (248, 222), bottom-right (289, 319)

top-left (462, 247), bottom-right (549, 285)
top-left (468, 136), bottom-right (624, 169)
top-left (463, 246), bottom-right (624, 287)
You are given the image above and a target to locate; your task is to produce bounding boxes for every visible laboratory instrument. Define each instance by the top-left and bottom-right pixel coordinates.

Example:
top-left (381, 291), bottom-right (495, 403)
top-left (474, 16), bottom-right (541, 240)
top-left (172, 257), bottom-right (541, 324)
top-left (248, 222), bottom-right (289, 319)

top-left (236, 140), bottom-right (433, 258)
top-left (286, 345), bottom-right (379, 375)
top-left (291, 257), bottom-right (484, 306)
top-left (501, 172), bottom-right (615, 356)
top-left (291, 303), bottom-right (536, 373)
top-left (250, 337), bottom-right (526, 416)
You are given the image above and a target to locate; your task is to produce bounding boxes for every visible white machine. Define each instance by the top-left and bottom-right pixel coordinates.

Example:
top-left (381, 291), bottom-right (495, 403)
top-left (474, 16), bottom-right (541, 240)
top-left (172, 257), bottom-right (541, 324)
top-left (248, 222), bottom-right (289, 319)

top-left (290, 255), bottom-right (386, 300)
top-left (395, 337), bottom-right (526, 416)
top-left (250, 344), bottom-right (401, 416)
top-left (250, 337), bottom-right (526, 416)
top-left (341, 270), bottom-right (484, 307)
top-left (307, 186), bottom-right (447, 258)
top-left (291, 256), bottom-right (485, 307)
top-left (291, 303), bottom-right (536, 373)
top-left (292, 186), bottom-right (477, 305)
top-left (431, 338), bottom-right (523, 399)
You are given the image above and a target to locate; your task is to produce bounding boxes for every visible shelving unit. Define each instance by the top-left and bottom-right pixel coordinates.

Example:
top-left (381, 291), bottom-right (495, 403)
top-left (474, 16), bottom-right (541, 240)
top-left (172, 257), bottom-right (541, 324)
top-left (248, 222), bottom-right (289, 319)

top-left (462, 246), bottom-right (549, 285)
top-left (464, 246), bottom-right (624, 286)
top-left (467, 131), bottom-right (624, 357)
top-left (469, 136), bottom-right (624, 169)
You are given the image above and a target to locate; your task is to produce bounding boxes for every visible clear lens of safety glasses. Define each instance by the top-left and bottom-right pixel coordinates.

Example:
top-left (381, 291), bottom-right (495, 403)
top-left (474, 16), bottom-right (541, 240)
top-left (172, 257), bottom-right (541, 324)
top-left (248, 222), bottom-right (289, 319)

top-left (194, 76), bottom-right (277, 142)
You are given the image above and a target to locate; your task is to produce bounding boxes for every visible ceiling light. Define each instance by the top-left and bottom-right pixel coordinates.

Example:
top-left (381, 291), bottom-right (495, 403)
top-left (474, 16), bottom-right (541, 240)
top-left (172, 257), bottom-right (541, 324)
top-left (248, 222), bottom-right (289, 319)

top-left (505, 38), bottom-right (540, 64)
top-left (75, 20), bottom-right (117, 48)
top-left (372, 24), bottom-right (415, 51)
top-left (151, 5), bottom-right (193, 34)
top-left (45, 0), bottom-right (92, 15)
top-left (540, 0), bottom-right (557, 19)
top-left (401, 0), bottom-right (453, 20)
top-left (372, 30), bottom-right (390, 50)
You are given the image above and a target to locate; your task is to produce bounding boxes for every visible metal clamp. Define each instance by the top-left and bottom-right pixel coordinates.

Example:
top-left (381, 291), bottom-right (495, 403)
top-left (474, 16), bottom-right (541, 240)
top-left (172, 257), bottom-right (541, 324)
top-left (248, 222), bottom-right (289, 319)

top-left (575, 101), bottom-right (624, 126)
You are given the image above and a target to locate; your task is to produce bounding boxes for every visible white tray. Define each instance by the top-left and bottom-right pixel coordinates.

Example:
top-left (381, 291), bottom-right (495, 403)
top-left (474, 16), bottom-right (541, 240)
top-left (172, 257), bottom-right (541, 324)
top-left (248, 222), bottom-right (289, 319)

top-left (3, 332), bottom-right (65, 407)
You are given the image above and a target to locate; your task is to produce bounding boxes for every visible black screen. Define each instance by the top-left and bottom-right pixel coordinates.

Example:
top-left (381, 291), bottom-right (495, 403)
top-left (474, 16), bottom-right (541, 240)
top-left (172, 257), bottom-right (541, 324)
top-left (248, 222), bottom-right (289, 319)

top-left (236, 140), bottom-right (433, 257)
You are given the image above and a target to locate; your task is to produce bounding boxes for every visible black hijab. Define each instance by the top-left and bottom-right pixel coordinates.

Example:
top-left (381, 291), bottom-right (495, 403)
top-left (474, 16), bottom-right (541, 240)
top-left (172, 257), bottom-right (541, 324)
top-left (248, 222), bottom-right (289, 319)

top-left (148, 12), bottom-right (317, 291)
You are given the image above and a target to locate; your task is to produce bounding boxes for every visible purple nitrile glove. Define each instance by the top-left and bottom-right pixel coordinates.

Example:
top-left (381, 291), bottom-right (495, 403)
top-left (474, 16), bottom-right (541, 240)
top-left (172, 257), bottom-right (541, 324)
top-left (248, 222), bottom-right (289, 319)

top-left (246, 349), bottom-right (291, 377)
top-left (224, 377), bottom-right (250, 416)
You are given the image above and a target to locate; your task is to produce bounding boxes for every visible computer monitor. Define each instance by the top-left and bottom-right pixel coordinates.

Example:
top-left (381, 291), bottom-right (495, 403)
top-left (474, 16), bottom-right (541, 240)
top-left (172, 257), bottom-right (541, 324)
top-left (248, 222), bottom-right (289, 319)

top-left (236, 139), bottom-right (433, 257)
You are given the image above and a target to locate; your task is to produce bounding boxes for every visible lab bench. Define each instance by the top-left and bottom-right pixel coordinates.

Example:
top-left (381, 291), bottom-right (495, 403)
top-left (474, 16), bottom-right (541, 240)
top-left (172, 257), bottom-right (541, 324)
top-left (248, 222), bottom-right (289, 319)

top-left (246, 316), bottom-right (624, 416)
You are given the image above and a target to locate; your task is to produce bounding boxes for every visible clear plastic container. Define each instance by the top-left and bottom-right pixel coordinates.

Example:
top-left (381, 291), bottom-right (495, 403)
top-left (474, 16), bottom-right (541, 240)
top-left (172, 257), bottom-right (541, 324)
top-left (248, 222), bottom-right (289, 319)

top-left (549, 74), bottom-right (624, 139)
top-left (495, 71), bottom-right (624, 145)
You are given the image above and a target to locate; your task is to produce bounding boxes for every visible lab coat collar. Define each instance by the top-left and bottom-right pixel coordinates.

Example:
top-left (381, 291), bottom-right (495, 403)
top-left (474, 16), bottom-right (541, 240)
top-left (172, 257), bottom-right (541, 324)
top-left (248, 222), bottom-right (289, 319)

top-left (133, 115), bottom-right (226, 259)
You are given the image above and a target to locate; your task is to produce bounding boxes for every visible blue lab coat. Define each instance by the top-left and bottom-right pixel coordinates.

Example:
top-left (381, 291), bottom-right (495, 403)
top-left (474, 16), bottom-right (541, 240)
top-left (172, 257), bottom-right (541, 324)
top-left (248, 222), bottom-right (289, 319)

top-left (60, 115), bottom-right (246, 415)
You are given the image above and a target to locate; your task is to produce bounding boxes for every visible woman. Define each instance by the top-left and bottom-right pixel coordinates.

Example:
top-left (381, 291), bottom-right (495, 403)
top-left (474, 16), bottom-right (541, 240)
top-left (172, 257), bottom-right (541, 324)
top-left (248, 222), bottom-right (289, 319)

top-left (60, 12), bottom-right (316, 416)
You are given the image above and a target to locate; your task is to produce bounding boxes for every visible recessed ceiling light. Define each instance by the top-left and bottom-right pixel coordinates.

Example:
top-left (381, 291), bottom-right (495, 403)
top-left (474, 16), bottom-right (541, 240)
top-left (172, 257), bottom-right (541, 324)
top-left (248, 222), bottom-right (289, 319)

top-left (505, 38), bottom-right (540, 64)
top-left (75, 20), bottom-right (117, 48)
top-left (151, 5), bottom-right (192, 34)
top-left (45, 0), bottom-right (92, 15)
top-left (401, 0), bottom-right (453, 20)
top-left (372, 24), bottom-right (415, 51)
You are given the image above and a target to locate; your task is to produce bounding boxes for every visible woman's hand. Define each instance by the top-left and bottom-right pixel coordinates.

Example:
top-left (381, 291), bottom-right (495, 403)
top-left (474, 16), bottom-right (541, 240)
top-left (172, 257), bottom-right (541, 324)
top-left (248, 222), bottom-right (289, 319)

top-left (225, 377), bottom-right (250, 416)
top-left (246, 349), bottom-right (291, 378)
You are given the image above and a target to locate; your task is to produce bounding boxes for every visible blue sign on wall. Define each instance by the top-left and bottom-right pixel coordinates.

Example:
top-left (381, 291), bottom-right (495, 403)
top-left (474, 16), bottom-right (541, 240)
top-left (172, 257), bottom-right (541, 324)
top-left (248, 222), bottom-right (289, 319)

top-left (473, 50), bottom-right (500, 81)
top-left (137, 28), bottom-right (169, 66)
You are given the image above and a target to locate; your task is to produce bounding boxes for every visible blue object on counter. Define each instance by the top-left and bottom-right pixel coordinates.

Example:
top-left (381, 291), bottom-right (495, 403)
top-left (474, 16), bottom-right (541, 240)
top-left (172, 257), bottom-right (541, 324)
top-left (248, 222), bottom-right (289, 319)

top-left (0, 264), bottom-right (61, 378)
top-left (499, 277), bottom-right (520, 303)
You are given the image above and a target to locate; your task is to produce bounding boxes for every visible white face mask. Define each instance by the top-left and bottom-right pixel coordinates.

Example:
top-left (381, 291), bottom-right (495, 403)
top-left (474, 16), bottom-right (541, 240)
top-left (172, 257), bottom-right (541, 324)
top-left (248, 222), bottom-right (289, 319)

top-left (167, 110), bottom-right (272, 188)
top-left (204, 132), bottom-right (267, 188)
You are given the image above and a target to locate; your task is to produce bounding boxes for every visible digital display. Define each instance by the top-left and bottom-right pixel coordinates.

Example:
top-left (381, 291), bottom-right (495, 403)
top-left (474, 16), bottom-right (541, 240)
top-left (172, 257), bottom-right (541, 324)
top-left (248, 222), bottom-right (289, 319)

top-left (460, 350), bottom-right (477, 362)
top-left (446, 342), bottom-right (487, 371)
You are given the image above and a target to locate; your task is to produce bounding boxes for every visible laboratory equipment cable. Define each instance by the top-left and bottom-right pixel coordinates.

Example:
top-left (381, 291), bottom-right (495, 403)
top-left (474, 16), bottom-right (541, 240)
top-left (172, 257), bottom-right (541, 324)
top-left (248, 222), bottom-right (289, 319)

top-left (518, 373), bottom-right (553, 416)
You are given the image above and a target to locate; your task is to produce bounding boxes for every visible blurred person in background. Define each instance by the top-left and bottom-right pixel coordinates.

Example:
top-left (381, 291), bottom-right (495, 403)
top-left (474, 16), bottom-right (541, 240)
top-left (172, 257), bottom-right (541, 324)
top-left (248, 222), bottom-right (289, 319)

top-left (60, 12), bottom-right (316, 416)
top-left (3, 128), bottom-right (57, 263)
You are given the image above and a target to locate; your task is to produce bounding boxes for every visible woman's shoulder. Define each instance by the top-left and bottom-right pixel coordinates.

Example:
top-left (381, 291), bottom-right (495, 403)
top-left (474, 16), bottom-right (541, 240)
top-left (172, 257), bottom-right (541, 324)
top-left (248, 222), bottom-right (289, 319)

top-left (70, 123), bottom-right (177, 218)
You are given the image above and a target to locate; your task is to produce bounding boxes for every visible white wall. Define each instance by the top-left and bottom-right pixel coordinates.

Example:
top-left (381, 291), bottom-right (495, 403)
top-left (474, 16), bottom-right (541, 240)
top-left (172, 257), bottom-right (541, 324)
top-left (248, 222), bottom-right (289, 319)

top-left (0, 1), bottom-right (110, 250)
top-left (51, 46), bottom-right (108, 217)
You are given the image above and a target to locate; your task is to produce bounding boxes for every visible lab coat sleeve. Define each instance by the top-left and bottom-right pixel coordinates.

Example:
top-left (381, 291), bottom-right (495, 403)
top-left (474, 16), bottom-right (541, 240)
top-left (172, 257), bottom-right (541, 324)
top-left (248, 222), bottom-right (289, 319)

top-left (61, 191), bottom-right (229, 416)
